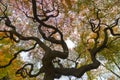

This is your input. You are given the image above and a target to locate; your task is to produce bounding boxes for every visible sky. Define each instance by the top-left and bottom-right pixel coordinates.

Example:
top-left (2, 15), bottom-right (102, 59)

top-left (65, 38), bottom-right (75, 49)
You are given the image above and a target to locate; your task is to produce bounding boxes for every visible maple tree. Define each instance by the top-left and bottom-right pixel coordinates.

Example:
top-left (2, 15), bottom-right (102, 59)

top-left (0, 0), bottom-right (120, 80)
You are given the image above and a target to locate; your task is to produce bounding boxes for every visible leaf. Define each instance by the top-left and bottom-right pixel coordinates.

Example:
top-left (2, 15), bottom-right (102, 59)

top-left (65, 0), bottom-right (72, 9)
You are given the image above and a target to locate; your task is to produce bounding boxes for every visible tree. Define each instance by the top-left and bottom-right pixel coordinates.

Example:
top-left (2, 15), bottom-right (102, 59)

top-left (0, 0), bottom-right (120, 80)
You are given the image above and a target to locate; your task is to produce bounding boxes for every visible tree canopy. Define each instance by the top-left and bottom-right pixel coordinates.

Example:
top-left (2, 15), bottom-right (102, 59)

top-left (0, 0), bottom-right (120, 80)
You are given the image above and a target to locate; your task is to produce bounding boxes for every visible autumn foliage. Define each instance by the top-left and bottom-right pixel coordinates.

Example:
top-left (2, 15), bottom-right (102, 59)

top-left (0, 0), bottom-right (120, 80)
